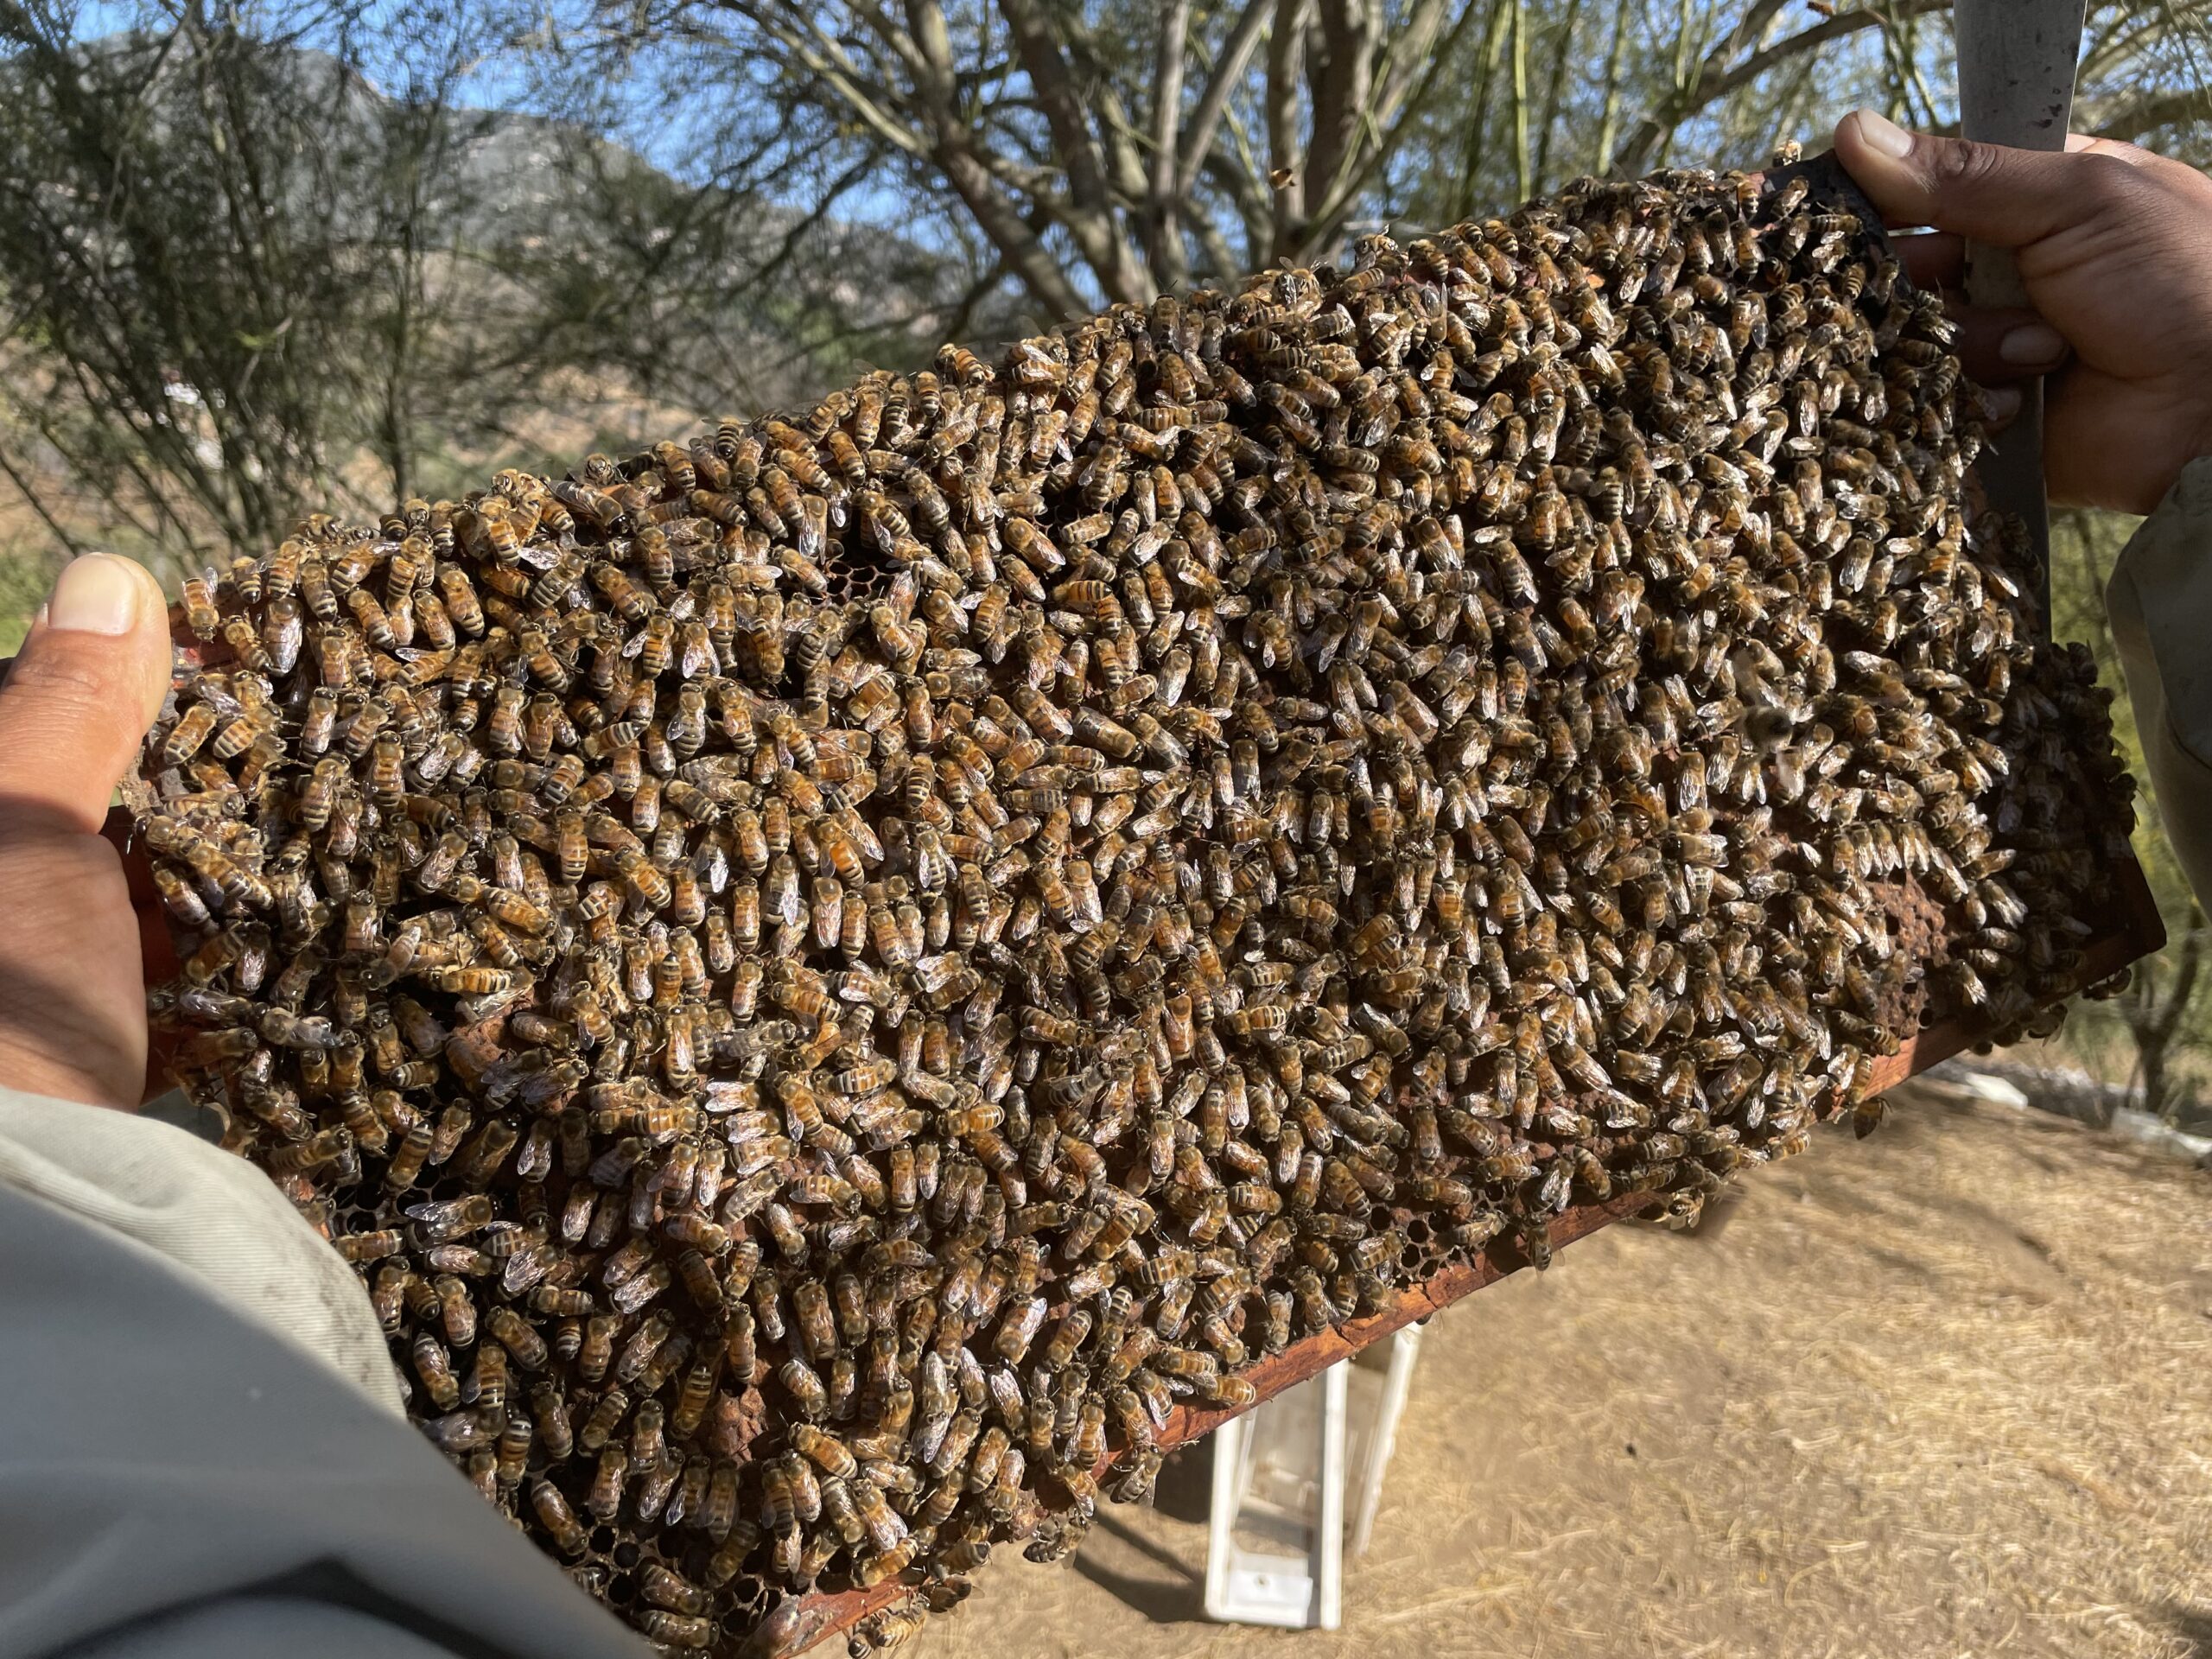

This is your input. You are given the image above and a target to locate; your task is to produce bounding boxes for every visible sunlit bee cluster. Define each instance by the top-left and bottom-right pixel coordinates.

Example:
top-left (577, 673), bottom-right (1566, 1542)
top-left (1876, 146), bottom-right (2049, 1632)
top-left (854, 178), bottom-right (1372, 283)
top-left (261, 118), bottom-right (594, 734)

top-left (134, 162), bottom-right (2134, 1656)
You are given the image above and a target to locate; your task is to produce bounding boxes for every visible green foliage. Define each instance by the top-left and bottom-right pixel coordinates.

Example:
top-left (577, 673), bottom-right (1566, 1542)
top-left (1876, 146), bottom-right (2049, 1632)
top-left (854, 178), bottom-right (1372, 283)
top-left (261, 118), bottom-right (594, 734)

top-left (0, 540), bottom-right (59, 657)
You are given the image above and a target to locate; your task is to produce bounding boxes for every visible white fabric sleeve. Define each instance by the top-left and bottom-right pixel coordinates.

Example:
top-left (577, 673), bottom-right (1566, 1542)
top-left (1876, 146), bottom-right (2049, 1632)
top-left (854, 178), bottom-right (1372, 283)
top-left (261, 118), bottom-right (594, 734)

top-left (74, 1599), bottom-right (467, 1659)
top-left (2106, 454), bottom-right (2212, 910)
top-left (0, 1085), bottom-right (404, 1412)
top-left (0, 1090), bottom-right (650, 1658)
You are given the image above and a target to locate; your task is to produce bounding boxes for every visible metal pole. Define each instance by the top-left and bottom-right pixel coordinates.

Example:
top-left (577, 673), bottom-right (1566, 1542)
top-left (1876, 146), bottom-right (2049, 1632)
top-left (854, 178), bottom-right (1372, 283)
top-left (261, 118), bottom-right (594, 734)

top-left (1952, 0), bottom-right (2088, 622)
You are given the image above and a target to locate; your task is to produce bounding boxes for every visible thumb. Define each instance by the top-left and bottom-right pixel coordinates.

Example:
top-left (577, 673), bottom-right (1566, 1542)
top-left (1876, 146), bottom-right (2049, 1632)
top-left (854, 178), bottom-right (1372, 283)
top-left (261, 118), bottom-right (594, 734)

top-left (1834, 109), bottom-right (2084, 247)
top-left (0, 554), bottom-right (172, 834)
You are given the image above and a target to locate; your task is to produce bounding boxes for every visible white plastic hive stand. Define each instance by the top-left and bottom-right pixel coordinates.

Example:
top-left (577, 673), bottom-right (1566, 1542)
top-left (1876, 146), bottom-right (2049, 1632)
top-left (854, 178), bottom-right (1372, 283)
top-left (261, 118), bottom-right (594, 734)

top-left (1202, 1325), bottom-right (1424, 1629)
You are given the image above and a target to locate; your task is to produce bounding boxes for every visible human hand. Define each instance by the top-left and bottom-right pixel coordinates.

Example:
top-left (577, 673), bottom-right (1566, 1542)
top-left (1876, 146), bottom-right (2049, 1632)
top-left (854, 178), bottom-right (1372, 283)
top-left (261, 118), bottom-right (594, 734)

top-left (0, 554), bottom-right (173, 1109)
top-left (1834, 109), bottom-right (2212, 517)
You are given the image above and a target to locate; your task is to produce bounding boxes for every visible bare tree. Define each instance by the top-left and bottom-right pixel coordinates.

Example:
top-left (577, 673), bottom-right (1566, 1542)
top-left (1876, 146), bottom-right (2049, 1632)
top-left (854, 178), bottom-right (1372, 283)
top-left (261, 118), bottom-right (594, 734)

top-left (1602, 0), bottom-right (1948, 177)
top-left (2075, 1), bottom-right (2212, 160)
top-left (617, 0), bottom-right (2212, 328)
top-left (8, 0), bottom-right (2209, 569)
top-left (2118, 906), bottom-right (2205, 1122)
top-left (634, 0), bottom-right (1491, 315)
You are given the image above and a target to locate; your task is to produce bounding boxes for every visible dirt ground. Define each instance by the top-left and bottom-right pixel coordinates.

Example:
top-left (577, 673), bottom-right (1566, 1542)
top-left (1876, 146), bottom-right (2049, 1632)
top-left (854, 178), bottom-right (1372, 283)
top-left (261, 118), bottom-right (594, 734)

top-left (905, 1087), bottom-right (2212, 1659)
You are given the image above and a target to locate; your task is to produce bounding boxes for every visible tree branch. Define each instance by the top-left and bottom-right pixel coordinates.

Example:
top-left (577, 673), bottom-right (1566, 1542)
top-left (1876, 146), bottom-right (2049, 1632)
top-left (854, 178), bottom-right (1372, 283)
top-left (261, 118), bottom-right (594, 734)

top-left (1592, 0), bottom-right (1630, 173)
top-left (1294, 0), bottom-right (1456, 253)
top-left (2094, 86), bottom-right (2212, 142)
top-left (936, 143), bottom-right (1090, 318)
top-left (1532, 0), bottom-right (1581, 194)
top-left (1147, 0), bottom-right (1192, 290)
top-left (1304, 0), bottom-right (1376, 209)
top-left (1265, 0), bottom-right (1309, 257)
top-left (2146, 906), bottom-right (2205, 1048)
top-left (1450, 0), bottom-right (1510, 227)
top-left (713, 0), bottom-right (929, 159)
top-left (1177, 0), bottom-right (1274, 200)
top-left (992, 0), bottom-right (1148, 302)
top-left (1609, 0), bottom-right (1948, 179)
top-left (1508, 0), bottom-right (1529, 202)
top-left (0, 435), bottom-right (88, 562)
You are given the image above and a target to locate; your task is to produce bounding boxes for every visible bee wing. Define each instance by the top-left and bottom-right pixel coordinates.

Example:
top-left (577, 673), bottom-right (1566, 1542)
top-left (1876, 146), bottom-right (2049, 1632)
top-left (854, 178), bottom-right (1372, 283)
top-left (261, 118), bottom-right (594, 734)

top-left (680, 629), bottom-right (716, 680)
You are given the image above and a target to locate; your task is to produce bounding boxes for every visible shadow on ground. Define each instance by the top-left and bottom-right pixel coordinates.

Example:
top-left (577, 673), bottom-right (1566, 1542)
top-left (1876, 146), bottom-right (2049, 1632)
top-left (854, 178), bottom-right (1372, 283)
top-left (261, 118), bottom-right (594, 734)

top-left (2158, 1603), bottom-right (2212, 1657)
top-left (1070, 1447), bottom-right (1214, 1623)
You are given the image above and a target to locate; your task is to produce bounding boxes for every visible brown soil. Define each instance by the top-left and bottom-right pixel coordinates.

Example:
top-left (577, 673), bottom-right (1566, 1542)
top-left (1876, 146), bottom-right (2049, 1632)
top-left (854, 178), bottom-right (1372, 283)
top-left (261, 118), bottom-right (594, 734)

top-left (906, 1088), bottom-right (2212, 1659)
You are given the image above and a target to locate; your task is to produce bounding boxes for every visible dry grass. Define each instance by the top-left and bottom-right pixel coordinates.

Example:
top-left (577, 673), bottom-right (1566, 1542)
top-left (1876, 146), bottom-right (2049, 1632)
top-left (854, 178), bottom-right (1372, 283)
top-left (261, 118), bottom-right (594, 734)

top-left (907, 1089), bottom-right (2212, 1659)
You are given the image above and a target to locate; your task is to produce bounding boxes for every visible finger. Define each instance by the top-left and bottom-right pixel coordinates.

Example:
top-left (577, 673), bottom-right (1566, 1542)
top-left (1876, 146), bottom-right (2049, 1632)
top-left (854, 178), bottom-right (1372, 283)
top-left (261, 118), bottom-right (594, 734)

top-left (0, 832), bottom-right (147, 1110)
top-left (1942, 306), bottom-right (2071, 385)
top-left (1832, 110), bottom-right (2105, 245)
top-left (1895, 230), bottom-right (1962, 292)
top-left (0, 554), bottom-right (170, 835)
top-left (2063, 131), bottom-right (2162, 167)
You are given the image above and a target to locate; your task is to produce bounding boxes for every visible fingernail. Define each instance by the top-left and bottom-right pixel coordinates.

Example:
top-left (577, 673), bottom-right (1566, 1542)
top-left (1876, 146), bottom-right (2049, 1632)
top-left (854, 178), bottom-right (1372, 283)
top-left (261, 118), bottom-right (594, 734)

top-left (1982, 386), bottom-right (2023, 426)
top-left (1999, 321), bottom-right (2066, 366)
top-left (46, 554), bottom-right (144, 637)
top-left (1854, 110), bottom-right (1914, 159)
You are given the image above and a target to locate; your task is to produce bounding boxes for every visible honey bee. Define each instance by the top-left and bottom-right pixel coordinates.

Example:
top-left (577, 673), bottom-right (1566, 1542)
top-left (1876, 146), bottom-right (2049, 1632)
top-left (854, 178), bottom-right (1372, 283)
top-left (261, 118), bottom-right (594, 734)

top-left (782, 1355), bottom-right (830, 1418)
top-left (434, 566), bottom-right (485, 635)
top-left (175, 572), bottom-right (225, 639)
top-left (632, 1611), bottom-right (709, 1649)
top-left (531, 1478), bottom-right (589, 1554)
top-left (857, 1535), bottom-right (925, 1587)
